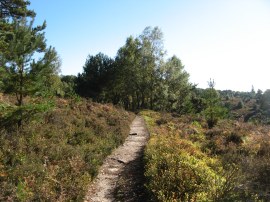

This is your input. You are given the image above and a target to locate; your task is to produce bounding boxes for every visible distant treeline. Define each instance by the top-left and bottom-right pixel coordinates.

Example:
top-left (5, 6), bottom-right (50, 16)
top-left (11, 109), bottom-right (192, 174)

top-left (76, 27), bottom-right (193, 113)
top-left (68, 26), bottom-right (270, 125)
top-left (1, 0), bottom-right (270, 126)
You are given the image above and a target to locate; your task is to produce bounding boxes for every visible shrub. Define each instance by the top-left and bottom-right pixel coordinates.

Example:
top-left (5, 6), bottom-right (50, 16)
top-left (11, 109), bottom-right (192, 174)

top-left (144, 134), bottom-right (224, 201)
top-left (226, 133), bottom-right (243, 145)
top-left (155, 117), bottom-right (168, 125)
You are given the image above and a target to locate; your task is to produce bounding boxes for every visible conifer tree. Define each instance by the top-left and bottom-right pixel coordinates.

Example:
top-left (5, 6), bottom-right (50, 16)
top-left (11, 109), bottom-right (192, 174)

top-left (76, 53), bottom-right (115, 101)
top-left (0, 0), bottom-right (35, 19)
top-left (30, 46), bottom-right (61, 96)
top-left (1, 18), bottom-right (46, 106)
top-left (0, 0), bottom-right (35, 55)
top-left (0, 16), bottom-right (61, 128)
top-left (202, 79), bottom-right (227, 128)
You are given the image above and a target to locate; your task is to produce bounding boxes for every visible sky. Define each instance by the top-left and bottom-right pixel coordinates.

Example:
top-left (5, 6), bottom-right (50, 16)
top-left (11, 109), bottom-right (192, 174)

top-left (29, 0), bottom-right (270, 92)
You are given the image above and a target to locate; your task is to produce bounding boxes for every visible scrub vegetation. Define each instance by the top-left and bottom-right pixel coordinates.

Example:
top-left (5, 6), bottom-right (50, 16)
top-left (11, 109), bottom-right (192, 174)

top-left (0, 95), bottom-right (134, 201)
top-left (1, 1), bottom-right (270, 201)
top-left (142, 110), bottom-right (270, 201)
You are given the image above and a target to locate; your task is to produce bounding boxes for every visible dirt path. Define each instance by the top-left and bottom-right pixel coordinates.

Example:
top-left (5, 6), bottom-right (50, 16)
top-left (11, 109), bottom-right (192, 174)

top-left (84, 116), bottom-right (149, 202)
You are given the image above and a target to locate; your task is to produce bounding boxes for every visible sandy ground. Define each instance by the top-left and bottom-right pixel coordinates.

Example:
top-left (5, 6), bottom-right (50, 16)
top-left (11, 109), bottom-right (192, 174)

top-left (84, 116), bottom-right (149, 202)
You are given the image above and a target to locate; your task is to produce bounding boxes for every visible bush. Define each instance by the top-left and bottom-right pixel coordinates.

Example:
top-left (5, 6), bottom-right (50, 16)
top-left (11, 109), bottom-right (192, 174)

top-left (144, 135), bottom-right (224, 201)
top-left (155, 117), bottom-right (168, 125)
top-left (226, 132), bottom-right (243, 145)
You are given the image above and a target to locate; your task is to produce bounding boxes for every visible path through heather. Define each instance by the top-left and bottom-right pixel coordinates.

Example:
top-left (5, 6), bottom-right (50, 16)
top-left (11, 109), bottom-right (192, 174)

top-left (84, 116), bottom-right (149, 202)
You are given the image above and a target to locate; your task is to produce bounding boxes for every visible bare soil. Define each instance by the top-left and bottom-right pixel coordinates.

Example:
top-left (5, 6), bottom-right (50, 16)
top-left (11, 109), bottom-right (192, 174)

top-left (84, 116), bottom-right (150, 202)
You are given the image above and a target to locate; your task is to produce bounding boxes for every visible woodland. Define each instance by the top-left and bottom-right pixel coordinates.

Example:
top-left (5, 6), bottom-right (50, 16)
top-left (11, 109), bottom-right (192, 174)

top-left (1, 1), bottom-right (270, 201)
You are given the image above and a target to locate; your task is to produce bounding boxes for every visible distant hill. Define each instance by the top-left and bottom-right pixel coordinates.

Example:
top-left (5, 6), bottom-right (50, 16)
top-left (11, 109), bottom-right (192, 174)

top-left (218, 89), bottom-right (270, 124)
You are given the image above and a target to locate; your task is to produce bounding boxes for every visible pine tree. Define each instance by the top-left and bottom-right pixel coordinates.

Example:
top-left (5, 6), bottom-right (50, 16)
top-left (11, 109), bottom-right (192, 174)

top-left (0, 0), bottom-right (35, 19)
top-left (1, 18), bottom-right (46, 106)
top-left (76, 53), bottom-right (115, 101)
top-left (30, 46), bottom-right (61, 96)
top-left (202, 79), bottom-right (227, 128)
top-left (0, 17), bottom-right (60, 128)
top-left (0, 0), bottom-right (35, 55)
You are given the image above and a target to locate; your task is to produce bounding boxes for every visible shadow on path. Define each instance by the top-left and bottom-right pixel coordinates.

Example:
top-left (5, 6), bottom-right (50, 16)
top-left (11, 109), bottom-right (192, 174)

top-left (113, 145), bottom-right (149, 202)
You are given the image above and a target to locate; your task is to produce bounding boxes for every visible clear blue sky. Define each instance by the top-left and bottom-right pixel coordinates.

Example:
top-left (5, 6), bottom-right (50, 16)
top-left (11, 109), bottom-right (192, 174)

top-left (29, 0), bottom-right (270, 92)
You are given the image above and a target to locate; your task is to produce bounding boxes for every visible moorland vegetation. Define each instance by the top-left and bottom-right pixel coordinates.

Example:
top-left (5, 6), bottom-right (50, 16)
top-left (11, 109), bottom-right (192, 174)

top-left (1, 1), bottom-right (270, 201)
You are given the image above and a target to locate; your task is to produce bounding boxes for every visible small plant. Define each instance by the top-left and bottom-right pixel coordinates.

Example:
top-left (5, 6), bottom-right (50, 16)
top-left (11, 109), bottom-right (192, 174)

top-left (226, 132), bottom-right (243, 145)
top-left (155, 117), bottom-right (168, 125)
top-left (202, 79), bottom-right (227, 128)
top-left (236, 100), bottom-right (244, 109)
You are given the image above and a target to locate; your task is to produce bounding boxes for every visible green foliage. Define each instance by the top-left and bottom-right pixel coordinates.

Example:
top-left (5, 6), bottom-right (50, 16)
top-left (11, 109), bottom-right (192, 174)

top-left (144, 135), bottom-right (224, 201)
top-left (60, 75), bottom-right (77, 98)
top-left (260, 90), bottom-right (270, 111)
top-left (77, 27), bottom-right (192, 113)
top-left (0, 0), bottom-right (35, 19)
top-left (236, 99), bottom-right (244, 109)
top-left (76, 53), bottom-right (115, 101)
top-left (0, 0), bottom-right (35, 54)
top-left (0, 100), bottom-right (53, 130)
top-left (202, 79), bottom-right (227, 128)
top-left (203, 105), bottom-right (227, 129)
top-left (114, 36), bottom-right (144, 109)
top-left (30, 46), bottom-right (62, 97)
top-left (220, 88), bottom-right (270, 123)
top-left (0, 10), bottom-right (61, 128)
top-left (158, 56), bottom-right (192, 113)
top-left (0, 18), bottom-right (61, 103)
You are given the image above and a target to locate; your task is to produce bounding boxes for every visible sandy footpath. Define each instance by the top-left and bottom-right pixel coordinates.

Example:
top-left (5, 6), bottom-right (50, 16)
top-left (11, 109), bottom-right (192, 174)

top-left (84, 116), bottom-right (149, 202)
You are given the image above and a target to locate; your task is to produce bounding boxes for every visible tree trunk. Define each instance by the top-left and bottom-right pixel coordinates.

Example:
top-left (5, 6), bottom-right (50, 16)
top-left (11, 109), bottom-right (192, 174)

top-left (131, 94), bottom-right (136, 111)
top-left (150, 91), bottom-right (153, 110)
top-left (150, 73), bottom-right (154, 110)
top-left (17, 64), bottom-right (24, 129)
top-left (136, 91), bottom-right (140, 109)
top-left (141, 93), bottom-right (145, 108)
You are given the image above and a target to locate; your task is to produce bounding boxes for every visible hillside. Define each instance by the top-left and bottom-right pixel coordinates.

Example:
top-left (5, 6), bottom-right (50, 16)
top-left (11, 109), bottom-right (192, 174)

top-left (1, 92), bottom-right (270, 201)
top-left (0, 95), bottom-right (134, 201)
top-left (219, 90), bottom-right (263, 122)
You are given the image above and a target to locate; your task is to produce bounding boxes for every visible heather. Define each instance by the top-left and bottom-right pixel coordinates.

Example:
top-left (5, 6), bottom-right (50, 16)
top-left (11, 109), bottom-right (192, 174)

top-left (0, 96), bottom-right (134, 201)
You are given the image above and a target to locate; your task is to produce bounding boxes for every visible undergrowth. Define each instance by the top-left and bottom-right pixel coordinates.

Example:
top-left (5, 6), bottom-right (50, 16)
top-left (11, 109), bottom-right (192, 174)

top-left (141, 110), bottom-right (270, 201)
top-left (0, 96), bottom-right (134, 201)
